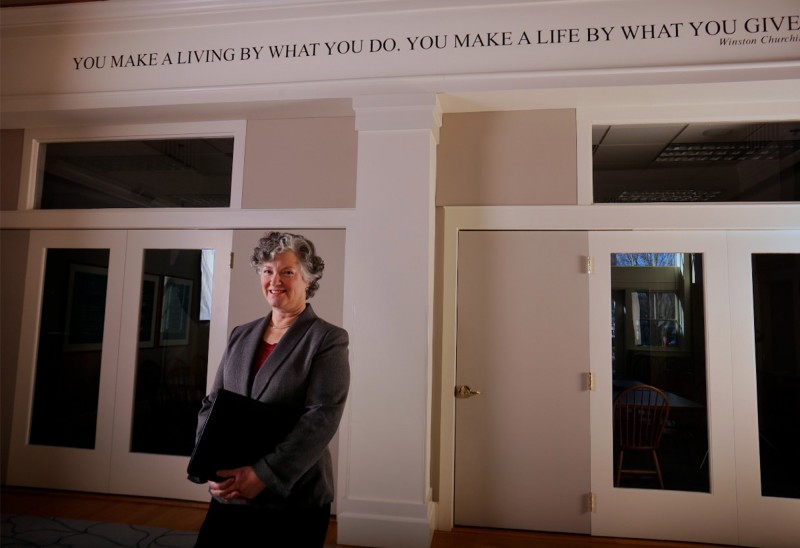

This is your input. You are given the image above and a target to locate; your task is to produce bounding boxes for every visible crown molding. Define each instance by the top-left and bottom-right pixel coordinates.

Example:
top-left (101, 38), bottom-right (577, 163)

top-left (0, 0), bottom-right (570, 33)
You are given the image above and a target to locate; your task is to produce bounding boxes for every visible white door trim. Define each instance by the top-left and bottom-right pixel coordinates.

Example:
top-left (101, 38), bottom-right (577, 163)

top-left (727, 230), bottom-right (800, 548)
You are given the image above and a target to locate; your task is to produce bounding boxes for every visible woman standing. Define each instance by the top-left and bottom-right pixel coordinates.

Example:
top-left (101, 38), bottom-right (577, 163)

top-left (193, 231), bottom-right (350, 547)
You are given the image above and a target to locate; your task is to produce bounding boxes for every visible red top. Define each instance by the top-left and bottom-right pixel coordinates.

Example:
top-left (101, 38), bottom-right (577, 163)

top-left (249, 339), bottom-right (277, 387)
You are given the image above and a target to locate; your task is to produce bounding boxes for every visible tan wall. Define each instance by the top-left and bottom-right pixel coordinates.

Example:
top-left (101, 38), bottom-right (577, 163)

top-left (0, 110), bottom-right (26, 479)
top-left (1, 230), bottom-right (30, 483)
top-left (436, 109), bottom-right (577, 206)
top-left (1, 130), bottom-right (24, 211)
top-left (242, 118), bottom-right (357, 209)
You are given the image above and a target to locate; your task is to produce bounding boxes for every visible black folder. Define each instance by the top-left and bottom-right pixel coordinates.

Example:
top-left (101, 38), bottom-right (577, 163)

top-left (187, 389), bottom-right (302, 483)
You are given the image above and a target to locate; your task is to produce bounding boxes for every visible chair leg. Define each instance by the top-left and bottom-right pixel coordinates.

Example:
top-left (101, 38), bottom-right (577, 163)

top-left (652, 450), bottom-right (664, 489)
top-left (615, 450), bottom-right (624, 487)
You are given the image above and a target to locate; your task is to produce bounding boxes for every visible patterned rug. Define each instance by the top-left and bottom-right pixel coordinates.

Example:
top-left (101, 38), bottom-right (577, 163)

top-left (1, 514), bottom-right (198, 547)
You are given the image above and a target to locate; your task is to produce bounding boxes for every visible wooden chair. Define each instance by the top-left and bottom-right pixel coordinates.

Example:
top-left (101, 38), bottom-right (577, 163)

top-left (613, 384), bottom-right (670, 488)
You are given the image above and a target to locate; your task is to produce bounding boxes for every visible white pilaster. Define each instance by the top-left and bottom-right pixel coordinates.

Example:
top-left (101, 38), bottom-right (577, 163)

top-left (337, 94), bottom-right (441, 548)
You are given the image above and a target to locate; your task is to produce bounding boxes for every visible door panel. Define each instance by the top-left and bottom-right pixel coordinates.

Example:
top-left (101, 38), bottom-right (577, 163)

top-left (454, 231), bottom-right (590, 534)
top-left (8, 231), bottom-right (126, 492)
top-left (8, 230), bottom-right (231, 501)
top-left (589, 232), bottom-right (738, 546)
top-left (110, 231), bottom-right (231, 500)
top-left (728, 231), bottom-right (800, 548)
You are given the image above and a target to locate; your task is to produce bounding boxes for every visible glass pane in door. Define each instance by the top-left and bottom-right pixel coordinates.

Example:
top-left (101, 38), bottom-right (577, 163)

top-left (751, 253), bottom-right (800, 499)
top-left (130, 249), bottom-right (213, 456)
top-left (30, 248), bottom-right (110, 449)
top-left (611, 252), bottom-right (710, 492)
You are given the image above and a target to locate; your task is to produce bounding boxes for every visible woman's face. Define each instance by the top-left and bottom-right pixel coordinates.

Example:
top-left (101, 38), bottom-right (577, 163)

top-left (259, 250), bottom-right (309, 314)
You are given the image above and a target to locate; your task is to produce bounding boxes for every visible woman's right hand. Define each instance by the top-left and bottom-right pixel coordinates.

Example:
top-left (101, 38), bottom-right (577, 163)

top-left (209, 466), bottom-right (266, 502)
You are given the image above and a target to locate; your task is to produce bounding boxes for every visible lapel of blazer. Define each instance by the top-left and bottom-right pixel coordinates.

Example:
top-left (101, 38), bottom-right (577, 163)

top-left (232, 316), bottom-right (268, 395)
top-left (250, 304), bottom-right (318, 400)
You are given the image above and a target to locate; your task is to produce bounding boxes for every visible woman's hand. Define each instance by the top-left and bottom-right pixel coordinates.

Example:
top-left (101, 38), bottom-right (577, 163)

top-left (208, 466), bottom-right (266, 502)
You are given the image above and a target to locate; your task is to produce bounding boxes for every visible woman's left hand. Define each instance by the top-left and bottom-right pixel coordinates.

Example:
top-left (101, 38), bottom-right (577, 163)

top-left (208, 466), bottom-right (266, 502)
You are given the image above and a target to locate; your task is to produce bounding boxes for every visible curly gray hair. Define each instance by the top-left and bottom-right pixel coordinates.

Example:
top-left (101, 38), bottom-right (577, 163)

top-left (250, 231), bottom-right (324, 298)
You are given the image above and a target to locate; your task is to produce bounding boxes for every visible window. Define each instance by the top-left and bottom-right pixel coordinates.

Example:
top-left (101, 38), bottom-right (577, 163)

top-left (593, 121), bottom-right (800, 203)
top-left (612, 253), bottom-right (683, 267)
top-left (610, 251), bottom-right (708, 492)
top-left (631, 290), bottom-right (679, 348)
top-left (751, 253), bottom-right (800, 499)
top-left (30, 248), bottom-right (110, 449)
top-left (38, 137), bottom-right (234, 209)
top-left (612, 253), bottom-right (687, 350)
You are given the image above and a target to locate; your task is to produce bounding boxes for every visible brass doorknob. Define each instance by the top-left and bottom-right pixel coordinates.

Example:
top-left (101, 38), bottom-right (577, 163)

top-left (454, 385), bottom-right (481, 399)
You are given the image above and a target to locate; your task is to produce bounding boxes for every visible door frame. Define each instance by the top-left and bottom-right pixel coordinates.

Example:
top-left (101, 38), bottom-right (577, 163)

top-left (727, 230), bottom-right (800, 548)
top-left (437, 205), bottom-right (800, 533)
top-left (109, 230), bottom-right (232, 501)
top-left (8, 230), bottom-right (128, 493)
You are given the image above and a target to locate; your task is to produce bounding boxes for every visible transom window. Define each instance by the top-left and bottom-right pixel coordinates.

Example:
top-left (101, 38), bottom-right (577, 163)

top-left (593, 121), bottom-right (800, 203)
top-left (39, 138), bottom-right (234, 209)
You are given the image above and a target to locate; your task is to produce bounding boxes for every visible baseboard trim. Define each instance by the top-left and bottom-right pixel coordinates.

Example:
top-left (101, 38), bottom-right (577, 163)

top-left (336, 498), bottom-right (436, 548)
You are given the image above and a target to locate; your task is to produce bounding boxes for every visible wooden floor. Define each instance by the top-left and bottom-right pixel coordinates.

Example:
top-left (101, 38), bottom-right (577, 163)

top-left (1, 487), bottom-right (731, 548)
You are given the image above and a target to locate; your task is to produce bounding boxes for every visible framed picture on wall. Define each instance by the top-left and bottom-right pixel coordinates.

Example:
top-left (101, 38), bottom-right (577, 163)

top-left (160, 276), bottom-right (192, 346)
top-left (64, 264), bottom-right (108, 351)
top-left (138, 274), bottom-right (159, 348)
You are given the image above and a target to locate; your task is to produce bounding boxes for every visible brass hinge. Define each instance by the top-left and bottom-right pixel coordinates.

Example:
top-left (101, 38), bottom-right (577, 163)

top-left (586, 372), bottom-right (595, 391)
top-left (587, 492), bottom-right (596, 513)
top-left (230, 252), bottom-right (234, 269)
top-left (584, 256), bottom-right (594, 274)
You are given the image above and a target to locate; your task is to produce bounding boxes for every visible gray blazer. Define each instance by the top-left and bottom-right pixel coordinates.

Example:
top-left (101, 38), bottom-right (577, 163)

top-left (196, 304), bottom-right (350, 508)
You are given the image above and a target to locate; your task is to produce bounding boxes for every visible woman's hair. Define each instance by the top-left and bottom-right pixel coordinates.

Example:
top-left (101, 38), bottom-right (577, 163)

top-left (250, 231), bottom-right (325, 298)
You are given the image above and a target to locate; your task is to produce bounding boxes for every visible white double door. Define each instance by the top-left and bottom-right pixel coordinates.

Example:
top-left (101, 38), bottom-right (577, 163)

top-left (8, 230), bottom-right (232, 501)
top-left (454, 230), bottom-right (800, 547)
